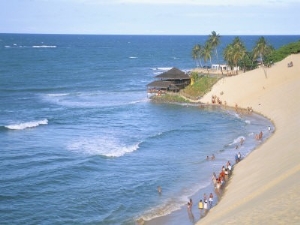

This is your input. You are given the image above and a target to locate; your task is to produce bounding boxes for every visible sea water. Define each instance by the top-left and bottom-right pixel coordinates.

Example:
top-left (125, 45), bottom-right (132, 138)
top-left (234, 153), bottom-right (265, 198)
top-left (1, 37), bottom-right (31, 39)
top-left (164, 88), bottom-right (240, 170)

top-left (0, 34), bottom-right (298, 225)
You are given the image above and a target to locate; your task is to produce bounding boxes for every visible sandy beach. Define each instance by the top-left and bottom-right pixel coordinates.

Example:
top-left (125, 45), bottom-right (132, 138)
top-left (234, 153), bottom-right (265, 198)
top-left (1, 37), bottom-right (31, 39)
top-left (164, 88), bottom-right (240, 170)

top-left (196, 54), bottom-right (300, 224)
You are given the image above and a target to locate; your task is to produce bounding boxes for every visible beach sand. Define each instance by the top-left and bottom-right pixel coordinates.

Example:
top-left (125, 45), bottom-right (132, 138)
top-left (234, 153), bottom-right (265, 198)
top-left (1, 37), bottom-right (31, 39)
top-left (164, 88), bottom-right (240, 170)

top-left (197, 54), bottom-right (300, 224)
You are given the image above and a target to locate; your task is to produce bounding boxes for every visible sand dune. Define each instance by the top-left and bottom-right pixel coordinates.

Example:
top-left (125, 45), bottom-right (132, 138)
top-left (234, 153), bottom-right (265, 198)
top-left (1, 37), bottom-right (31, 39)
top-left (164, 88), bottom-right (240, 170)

top-left (197, 54), bottom-right (300, 224)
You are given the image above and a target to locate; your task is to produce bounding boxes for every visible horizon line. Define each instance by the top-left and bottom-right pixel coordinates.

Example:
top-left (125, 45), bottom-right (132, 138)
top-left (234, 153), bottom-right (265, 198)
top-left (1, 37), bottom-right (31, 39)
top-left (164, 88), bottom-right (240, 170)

top-left (1, 32), bottom-right (299, 36)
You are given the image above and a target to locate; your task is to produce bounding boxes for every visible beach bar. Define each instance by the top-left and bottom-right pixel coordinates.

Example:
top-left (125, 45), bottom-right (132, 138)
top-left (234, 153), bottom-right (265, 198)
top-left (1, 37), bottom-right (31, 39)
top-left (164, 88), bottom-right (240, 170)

top-left (147, 67), bottom-right (191, 95)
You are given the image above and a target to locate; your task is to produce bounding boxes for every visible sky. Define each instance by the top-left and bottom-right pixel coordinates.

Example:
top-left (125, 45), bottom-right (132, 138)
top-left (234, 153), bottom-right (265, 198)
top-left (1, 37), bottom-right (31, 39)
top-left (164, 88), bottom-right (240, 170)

top-left (0, 0), bottom-right (299, 35)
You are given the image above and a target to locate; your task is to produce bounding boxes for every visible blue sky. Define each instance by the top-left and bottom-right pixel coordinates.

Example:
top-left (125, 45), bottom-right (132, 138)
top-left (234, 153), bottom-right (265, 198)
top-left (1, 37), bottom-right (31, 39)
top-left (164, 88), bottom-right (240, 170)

top-left (1, 0), bottom-right (299, 35)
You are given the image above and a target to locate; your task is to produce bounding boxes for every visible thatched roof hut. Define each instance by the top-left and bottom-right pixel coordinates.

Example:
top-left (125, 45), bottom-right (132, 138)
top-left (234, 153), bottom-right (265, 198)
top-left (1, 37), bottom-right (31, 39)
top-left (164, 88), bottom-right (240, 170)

top-left (147, 67), bottom-right (190, 94)
top-left (147, 80), bottom-right (179, 91)
top-left (155, 67), bottom-right (190, 80)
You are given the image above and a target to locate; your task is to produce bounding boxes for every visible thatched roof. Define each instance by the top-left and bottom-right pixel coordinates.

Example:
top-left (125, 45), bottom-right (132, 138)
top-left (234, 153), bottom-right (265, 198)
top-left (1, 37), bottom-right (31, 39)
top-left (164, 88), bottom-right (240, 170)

top-left (155, 67), bottom-right (190, 80)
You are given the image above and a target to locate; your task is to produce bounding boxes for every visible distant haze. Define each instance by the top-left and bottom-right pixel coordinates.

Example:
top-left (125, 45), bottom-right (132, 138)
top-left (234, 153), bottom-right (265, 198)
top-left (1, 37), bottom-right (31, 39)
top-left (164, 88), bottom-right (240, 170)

top-left (1, 0), bottom-right (299, 35)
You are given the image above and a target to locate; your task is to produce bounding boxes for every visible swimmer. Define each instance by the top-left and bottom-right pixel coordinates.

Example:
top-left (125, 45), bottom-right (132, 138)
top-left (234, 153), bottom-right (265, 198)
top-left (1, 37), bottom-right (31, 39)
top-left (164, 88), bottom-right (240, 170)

top-left (240, 137), bottom-right (244, 145)
top-left (157, 186), bottom-right (162, 195)
top-left (211, 154), bottom-right (215, 160)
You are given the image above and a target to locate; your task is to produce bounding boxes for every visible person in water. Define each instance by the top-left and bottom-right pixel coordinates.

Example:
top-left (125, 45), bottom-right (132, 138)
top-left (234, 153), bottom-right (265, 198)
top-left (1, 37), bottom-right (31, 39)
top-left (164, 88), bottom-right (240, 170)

top-left (211, 154), bottom-right (215, 160)
top-left (157, 186), bottom-right (162, 195)
top-left (198, 199), bottom-right (203, 211)
top-left (208, 193), bottom-right (214, 208)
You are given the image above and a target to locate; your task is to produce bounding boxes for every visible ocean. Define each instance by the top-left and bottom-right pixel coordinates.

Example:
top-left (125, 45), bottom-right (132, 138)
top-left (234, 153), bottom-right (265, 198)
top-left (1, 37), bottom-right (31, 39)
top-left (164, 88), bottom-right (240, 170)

top-left (0, 34), bottom-right (299, 225)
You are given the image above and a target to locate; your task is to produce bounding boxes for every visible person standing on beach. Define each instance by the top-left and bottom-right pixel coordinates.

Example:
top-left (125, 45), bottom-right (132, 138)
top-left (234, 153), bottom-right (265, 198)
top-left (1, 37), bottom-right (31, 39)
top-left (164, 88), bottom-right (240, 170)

top-left (187, 202), bottom-right (191, 211)
top-left (203, 199), bottom-right (208, 210)
top-left (198, 199), bottom-right (204, 211)
top-left (259, 131), bottom-right (263, 140)
top-left (238, 152), bottom-right (241, 162)
top-left (235, 153), bottom-right (239, 163)
top-left (208, 193), bottom-right (213, 208)
top-left (203, 193), bottom-right (207, 202)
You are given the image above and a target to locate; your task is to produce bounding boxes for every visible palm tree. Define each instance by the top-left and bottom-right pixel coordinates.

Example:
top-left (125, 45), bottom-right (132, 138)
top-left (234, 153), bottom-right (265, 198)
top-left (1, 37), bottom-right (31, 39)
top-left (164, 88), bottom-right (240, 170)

top-left (223, 37), bottom-right (246, 74)
top-left (223, 44), bottom-right (235, 68)
top-left (192, 44), bottom-right (203, 67)
top-left (253, 36), bottom-right (273, 78)
top-left (208, 31), bottom-right (222, 73)
top-left (239, 51), bottom-right (257, 72)
top-left (253, 36), bottom-right (269, 65)
top-left (202, 42), bottom-right (213, 69)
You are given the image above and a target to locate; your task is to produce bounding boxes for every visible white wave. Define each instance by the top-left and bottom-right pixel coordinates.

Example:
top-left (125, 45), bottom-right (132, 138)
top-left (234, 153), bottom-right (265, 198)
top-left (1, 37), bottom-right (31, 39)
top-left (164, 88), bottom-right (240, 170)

top-left (151, 67), bottom-right (173, 71)
top-left (47, 93), bottom-right (69, 97)
top-left (5, 119), bottom-right (48, 130)
top-left (229, 136), bottom-right (246, 146)
top-left (138, 181), bottom-right (210, 222)
top-left (139, 199), bottom-right (183, 222)
top-left (42, 91), bottom-right (147, 108)
top-left (67, 136), bottom-right (140, 157)
top-left (4, 45), bottom-right (11, 48)
top-left (129, 56), bottom-right (137, 59)
top-left (129, 98), bottom-right (149, 104)
top-left (32, 45), bottom-right (57, 48)
top-left (245, 120), bottom-right (251, 124)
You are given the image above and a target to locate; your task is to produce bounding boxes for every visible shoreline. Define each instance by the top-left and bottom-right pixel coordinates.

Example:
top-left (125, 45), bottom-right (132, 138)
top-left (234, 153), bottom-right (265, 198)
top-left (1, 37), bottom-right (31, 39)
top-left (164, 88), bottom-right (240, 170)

top-left (197, 54), bottom-right (300, 224)
top-left (140, 105), bottom-right (273, 225)
top-left (142, 54), bottom-right (299, 225)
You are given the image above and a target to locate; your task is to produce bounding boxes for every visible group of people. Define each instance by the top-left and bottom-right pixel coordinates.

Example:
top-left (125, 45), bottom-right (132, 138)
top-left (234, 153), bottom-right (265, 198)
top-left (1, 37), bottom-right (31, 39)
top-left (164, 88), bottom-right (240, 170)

top-left (212, 160), bottom-right (233, 191)
top-left (206, 154), bottom-right (215, 160)
top-left (211, 95), bottom-right (223, 105)
top-left (186, 192), bottom-right (214, 221)
top-left (235, 103), bottom-right (253, 115)
top-left (186, 159), bottom-right (234, 219)
top-left (187, 156), bottom-right (234, 215)
top-left (196, 193), bottom-right (214, 211)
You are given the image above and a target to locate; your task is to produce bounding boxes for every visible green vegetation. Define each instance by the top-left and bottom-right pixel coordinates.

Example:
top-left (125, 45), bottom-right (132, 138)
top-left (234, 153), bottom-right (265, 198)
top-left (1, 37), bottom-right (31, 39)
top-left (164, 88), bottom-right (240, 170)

top-left (192, 31), bottom-right (220, 69)
top-left (181, 72), bottom-right (219, 100)
top-left (266, 40), bottom-right (300, 64)
top-left (253, 36), bottom-right (274, 66)
top-left (151, 93), bottom-right (190, 103)
top-left (191, 32), bottom-right (276, 73)
top-left (223, 37), bottom-right (247, 74)
top-left (208, 31), bottom-right (221, 69)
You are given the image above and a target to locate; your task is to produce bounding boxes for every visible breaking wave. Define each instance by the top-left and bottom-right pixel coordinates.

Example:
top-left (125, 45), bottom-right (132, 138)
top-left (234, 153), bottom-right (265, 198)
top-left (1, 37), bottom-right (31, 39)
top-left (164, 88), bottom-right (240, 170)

top-left (5, 119), bottom-right (48, 130)
top-left (32, 45), bottom-right (57, 48)
top-left (67, 135), bottom-right (141, 157)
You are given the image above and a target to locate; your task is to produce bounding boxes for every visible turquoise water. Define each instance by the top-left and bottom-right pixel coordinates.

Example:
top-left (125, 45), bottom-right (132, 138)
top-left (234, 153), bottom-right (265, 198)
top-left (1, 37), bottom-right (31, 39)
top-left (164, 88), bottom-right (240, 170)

top-left (0, 34), bottom-right (297, 225)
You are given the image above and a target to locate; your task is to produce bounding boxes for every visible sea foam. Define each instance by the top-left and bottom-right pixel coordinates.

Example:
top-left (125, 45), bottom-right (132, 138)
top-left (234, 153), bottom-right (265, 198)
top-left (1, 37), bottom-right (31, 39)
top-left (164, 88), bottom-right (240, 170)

top-left (138, 181), bottom-right (210, 222)
top-left (5, 119), bottom-right (48, 130)
top-left (67, 136), bottom-right (140, 157)
top-left (32, 45), bottom-right (57, 48)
